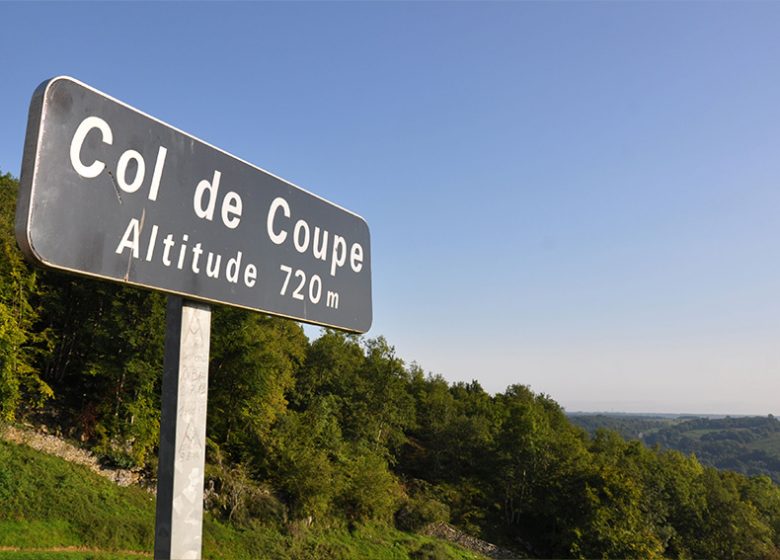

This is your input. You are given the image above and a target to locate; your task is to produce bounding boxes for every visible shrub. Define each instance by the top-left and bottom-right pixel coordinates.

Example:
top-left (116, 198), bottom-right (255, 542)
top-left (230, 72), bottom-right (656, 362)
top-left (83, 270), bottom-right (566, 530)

top-left (409, 541), bottom-right (454, 560)
top-left (205, 461), bottom-right (286, 527)
top-left (395, 494), bottom-right (450, 532)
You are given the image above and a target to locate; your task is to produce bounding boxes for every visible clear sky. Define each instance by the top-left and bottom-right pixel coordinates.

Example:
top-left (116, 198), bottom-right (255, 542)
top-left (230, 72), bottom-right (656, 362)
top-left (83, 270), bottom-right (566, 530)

top-left (2, 1), bottom-right (780, 415)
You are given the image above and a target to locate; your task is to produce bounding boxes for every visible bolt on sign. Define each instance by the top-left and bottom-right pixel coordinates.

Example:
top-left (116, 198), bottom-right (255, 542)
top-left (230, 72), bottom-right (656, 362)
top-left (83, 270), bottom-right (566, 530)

top-left (16, 76), bottom-right (372, 333)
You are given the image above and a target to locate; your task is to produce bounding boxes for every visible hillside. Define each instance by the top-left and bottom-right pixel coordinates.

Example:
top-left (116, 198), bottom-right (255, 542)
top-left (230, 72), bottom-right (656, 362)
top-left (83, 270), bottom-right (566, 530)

top-left (569, 413), bottom-right (780, 482)
top-left (0, 436), bottom-right (484, 560)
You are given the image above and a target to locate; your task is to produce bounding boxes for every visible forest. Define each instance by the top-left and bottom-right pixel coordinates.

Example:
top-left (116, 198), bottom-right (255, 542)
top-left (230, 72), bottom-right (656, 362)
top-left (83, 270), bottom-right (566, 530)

top-left (572, 414), bottom-right (780, 485)
top-left (4, 169), bottom-right (780, 559)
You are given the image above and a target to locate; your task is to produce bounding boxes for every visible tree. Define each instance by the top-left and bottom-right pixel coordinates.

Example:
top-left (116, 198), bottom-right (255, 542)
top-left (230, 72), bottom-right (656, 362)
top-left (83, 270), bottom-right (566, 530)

top-left (491, 385), bottom-right (590, 556)
top-left (689, 469), bottom-right (779, 560)
top-left (266, 399), bottom-right (345, 521)
top-left (35, 274), bottom-right (166, 465)
top-left (337, 445), bottom-right (402, 524)
top-left (572, 431), bottom-right (665, 559)
top-left (0, 172), bottom-right (51, 420)
top-left (295, 333), bottom-right (415, 454)
top-left (207, 308), bottom-right (307, 462)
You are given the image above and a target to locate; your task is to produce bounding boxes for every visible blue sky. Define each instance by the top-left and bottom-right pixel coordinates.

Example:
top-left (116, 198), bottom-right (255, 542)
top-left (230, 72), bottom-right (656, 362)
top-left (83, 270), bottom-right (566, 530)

top-left (3, 1), bottom-right (780, 414)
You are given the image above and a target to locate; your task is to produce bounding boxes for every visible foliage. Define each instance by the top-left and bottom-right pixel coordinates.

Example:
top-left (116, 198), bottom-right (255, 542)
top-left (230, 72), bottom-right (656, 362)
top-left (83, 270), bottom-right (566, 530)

top-left (204, 457), bottom-right (285, 527)
top-left (208, 307), bottom-right (307, 459)
top-left (395, 481), bottom-right (451, 532)
top-left (266, 401), bottom-right (345, 520)
top-left (33, 275), bottom-right (166, 466)
top-left (0, 172), bottom-right (51, 420)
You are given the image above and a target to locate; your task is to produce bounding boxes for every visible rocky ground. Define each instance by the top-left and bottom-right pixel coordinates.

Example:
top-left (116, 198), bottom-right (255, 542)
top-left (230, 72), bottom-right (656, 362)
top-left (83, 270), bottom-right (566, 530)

top-left (422, 521), bottom-right (521, 559)
top-left (0, 423), bottom-right (148, 489)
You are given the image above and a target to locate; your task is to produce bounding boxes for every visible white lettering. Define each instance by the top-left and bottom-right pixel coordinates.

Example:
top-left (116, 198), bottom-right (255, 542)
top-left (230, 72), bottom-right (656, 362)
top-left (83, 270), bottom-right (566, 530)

top-left (280, 265), bottom-right (293, 295)
top-left (267, 197), bottom-right (290, 244)
top-left (313, 227), bottom-right (328, 261)
top-left (116, 149), bottom-right (145, 193)
top-left (292, 270), bottom-right (306, 300)
top-left (117, 218), bottom-right (261, 291)
top-left (194, 170), bottom-right (221, 221)
top-left (115, 218), bottom-right (140, 258)
top-left (330, 235), bottom-right (346, 276)
top-left (177, 234), bottom-right (189, 270)
top-left (244, 264), bottom-right (257, 288)
top-left (192, 243), bottom-right (203, 273)
top-left (294, 220), bottom-right (310, 253)
top-left (206, 253), bottom-right (221, 278)
top-left (145, 225), bottom-right (158, 261)
top-left (350, 243), bottom-right (364, 273)
top-left (309, 274), bottom-right (322, 304)
top-left (148, 146), bottom-right (167, 201)
top-left (70, 116), bottom-right (113, 178)
top-left (226, 251), bottom-right (242, 283)
top-left (162, 234), bottom-right (175, 266)
top-left (221, 191), bottom-right (243, 229)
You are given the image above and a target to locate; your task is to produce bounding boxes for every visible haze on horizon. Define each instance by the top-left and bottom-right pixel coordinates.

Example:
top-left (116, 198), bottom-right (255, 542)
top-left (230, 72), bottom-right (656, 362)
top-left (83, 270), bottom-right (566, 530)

top-left (2, 2), bottom-right (780, 417)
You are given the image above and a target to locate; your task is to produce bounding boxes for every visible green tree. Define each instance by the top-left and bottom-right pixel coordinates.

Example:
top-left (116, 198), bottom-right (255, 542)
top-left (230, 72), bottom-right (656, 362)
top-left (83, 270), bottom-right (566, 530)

top-left (401, 375), bottom-right (496, 534)
top-left (745, 475), bottom-right (780, 550)
top-left (266, 399), bottom-right (345, 520)
top-left (359, 336), bottom-right (416, 453)
top-left (491, 386), bottom-right (591, 556)
top-left (572, 431), bottom-right (665, 559)
top-left (689, 469), bottom-right (779, 560)
top-left (295, 332), bottom-right (415, 454)
top-left (85, 286), bottom-right (166, 465)
top-left (290, 329), bottom-right (364, 410)
top-left (641, 449), bottom-right (707, 558)
top-left (208, 308), bottom-right (307, 461)
top-left (0, 172), bottom-right (51, 420)
top-left (36, 275), bottom-right (166, 465)
top-left (337, 445), bottom-right (402, 523)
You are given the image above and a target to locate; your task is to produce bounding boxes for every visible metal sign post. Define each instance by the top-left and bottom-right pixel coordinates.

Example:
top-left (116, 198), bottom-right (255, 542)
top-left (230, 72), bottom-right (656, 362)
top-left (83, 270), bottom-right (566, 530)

top-left (154, 297), bottom-right (211, 560)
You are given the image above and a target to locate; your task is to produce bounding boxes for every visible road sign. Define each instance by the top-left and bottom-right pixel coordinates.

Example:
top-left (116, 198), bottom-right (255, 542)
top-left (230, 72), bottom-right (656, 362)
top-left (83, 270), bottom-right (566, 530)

top-left (16, 77), bottom-right (372, 333)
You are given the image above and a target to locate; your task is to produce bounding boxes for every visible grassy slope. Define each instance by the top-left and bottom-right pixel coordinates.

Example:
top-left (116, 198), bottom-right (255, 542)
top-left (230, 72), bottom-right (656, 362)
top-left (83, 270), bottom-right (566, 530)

top-left (0, 553), bottom-right (144, 560)
top-left (0, 440), bottom-right (483, 560)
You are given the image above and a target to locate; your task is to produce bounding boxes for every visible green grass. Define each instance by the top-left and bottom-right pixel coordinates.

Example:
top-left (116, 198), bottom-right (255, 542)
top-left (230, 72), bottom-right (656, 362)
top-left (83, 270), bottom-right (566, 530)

top-left (0, 440), bottom-right (484, 559)
top-left (0, 440), bottom-right (154, 551)
top-left (0, 553), bottom-right (145, 560)
top-left (746, 435), bottom-right (780, 455)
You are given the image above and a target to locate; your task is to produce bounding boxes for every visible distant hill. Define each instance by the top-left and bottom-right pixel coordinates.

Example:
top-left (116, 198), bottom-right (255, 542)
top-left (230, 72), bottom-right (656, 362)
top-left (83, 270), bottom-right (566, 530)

top-left (569, 413), bottom-right (780, 482)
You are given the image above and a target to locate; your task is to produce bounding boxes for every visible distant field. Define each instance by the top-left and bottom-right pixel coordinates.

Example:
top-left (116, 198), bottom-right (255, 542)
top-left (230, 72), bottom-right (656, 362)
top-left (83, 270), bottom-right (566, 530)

top-left (567, 413), bottom-right (679, 440)
top-left (747, 436), bottom-right (780, 454)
